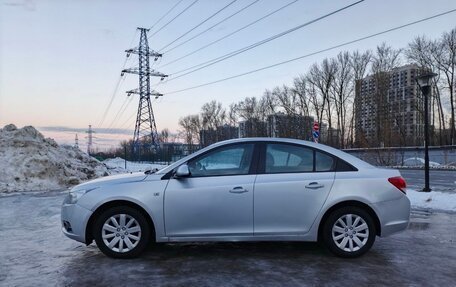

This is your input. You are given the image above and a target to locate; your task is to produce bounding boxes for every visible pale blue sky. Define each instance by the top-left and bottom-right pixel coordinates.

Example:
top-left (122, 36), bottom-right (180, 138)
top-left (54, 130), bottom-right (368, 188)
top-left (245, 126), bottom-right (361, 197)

top-left (1, 0), bottom-right (455, 147)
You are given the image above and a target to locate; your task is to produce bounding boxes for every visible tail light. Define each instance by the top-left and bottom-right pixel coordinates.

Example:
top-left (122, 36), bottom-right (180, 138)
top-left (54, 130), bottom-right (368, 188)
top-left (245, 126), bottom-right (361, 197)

top-left (388, 176), bottom-right (407, 194)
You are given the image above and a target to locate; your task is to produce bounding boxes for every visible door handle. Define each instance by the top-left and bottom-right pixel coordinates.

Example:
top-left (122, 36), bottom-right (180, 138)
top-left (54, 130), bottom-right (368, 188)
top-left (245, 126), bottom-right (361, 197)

top-left (229, 186), bottom-right (248, 193)
top-left (305, 182), bottom-right (324, 189)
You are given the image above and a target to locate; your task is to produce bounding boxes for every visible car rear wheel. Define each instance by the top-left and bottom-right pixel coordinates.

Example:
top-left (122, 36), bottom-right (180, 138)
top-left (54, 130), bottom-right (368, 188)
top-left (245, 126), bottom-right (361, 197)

top-left (323, 206), bottom-right (376, 258)
top-left (93, 206), bottom-right (151, 258)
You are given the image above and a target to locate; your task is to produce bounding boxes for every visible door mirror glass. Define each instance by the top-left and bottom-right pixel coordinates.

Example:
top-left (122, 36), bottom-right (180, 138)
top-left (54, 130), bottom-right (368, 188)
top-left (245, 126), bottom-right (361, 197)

top-left (175, 164), bottom-right (190, 178)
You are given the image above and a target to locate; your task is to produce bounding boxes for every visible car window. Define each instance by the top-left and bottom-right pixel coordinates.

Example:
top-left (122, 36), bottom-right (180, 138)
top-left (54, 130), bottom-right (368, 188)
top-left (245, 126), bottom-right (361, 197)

top-left (188, 144), bottom-right (254, 177)
top-left (315, 151), bottom-right (335, 171)
top-left (265, 144), bottom-right (313, 173)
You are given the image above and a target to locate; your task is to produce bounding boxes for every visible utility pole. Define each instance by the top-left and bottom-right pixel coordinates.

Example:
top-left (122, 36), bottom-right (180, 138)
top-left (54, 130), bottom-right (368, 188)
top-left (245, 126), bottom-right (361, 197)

top-left (121, 27), bottom-right (167, 160)
top-left (86, 125), bottom-right (95, 155)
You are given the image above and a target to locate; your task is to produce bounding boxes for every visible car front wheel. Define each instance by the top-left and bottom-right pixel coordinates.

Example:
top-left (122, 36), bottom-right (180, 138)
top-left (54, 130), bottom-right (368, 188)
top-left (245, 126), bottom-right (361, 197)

top-left (323, 206), bottom-right (376, 258)
top-left (93, 206), bottom-right (151, 258)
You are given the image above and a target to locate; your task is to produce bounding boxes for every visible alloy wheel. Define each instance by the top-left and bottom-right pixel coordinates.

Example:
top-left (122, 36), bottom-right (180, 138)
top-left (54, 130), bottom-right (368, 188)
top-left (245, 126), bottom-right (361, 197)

top-left (331, 213), bottom-right (369, 252)
top-left (102, 214), bottom-right (142, 253)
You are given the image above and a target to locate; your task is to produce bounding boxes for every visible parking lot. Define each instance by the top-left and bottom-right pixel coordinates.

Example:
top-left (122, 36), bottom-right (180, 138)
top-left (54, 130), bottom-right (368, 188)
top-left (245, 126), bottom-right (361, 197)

top-left (1, 188), bottom-right (455, 287)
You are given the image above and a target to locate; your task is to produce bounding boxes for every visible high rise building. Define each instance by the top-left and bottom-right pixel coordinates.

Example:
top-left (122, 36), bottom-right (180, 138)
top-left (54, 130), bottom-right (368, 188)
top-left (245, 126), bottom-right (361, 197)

top-left (200, 124), bottom-right (238, 147)
top-left (355, 64), bottom-right (430, 147)
top-left (238, 119), bottom-right (267, 138)
top-left (266, 113), bottom-right (314, 140)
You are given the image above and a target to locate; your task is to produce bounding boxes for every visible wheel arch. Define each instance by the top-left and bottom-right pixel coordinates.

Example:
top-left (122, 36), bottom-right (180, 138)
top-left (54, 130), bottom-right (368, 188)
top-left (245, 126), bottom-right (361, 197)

top-left (317, 200), bottom-right (381, 241)
top-left (85, 200), bottom-right (156, 245)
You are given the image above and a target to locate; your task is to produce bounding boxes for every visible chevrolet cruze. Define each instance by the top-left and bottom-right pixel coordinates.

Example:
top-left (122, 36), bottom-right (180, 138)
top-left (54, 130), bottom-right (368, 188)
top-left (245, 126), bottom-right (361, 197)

top-left (61, 138), bottom-right (410, 258)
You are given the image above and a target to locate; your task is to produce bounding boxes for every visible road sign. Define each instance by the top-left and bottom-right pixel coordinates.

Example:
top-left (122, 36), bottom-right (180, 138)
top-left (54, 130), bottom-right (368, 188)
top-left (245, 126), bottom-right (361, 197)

top-left (312, 122), bottom-right (320, 143)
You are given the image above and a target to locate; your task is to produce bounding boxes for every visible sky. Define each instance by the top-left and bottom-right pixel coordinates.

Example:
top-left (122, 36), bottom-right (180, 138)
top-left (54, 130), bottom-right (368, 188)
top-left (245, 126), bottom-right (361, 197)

top-left (0, 0), bottom-right (455, 150)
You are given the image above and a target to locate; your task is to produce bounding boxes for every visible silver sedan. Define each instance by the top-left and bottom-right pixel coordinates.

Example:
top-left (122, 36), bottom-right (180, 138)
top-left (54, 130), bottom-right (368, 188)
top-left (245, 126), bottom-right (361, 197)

top-left (61, 138), bottom-right (410, 258)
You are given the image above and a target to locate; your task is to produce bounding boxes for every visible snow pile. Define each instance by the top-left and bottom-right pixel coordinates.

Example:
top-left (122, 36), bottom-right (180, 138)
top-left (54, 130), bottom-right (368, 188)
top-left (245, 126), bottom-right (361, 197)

top-left (407, 189), bottom-right (456, 212)
top-left (0, 124), bottom-right (108, 193)
top-left (103, 157), bottom-right (167, 174)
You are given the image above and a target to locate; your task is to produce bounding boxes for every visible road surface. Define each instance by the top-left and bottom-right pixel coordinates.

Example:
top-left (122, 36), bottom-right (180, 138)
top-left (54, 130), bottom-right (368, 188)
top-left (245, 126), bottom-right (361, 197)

top-left (1, 191), bottom-right (455, 286)
top-left (399, 169), bottom-right (456, 193)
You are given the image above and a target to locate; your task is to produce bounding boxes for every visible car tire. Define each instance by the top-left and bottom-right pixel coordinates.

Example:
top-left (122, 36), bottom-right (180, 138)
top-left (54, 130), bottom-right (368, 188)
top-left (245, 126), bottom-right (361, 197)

top-left (93, 206), bottom-right (151, 259)
top-left (323, 206), bottom-right (376, 258)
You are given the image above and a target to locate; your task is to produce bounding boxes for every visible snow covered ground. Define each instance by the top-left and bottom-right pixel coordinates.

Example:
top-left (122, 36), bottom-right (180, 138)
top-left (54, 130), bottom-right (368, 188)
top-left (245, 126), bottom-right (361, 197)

top-left (0, 124), bottom-right (108, 193)
top-left (407, 189), bottom-right (456, 212)
top-left (103, 157), bottom-right (167, 174)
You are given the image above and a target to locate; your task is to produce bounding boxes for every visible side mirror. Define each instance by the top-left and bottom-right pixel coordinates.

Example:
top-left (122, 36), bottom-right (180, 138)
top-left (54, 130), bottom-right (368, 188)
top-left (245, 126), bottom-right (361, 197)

top-left (175, 164), bottom-right (190, 178)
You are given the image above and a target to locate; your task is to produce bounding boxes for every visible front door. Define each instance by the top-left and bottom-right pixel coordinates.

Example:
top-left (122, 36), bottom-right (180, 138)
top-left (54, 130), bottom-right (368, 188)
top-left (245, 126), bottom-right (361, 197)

top-left (254, 143), bottom-right (336, 235)
top-left (164, 143), bottom-right (257, 238)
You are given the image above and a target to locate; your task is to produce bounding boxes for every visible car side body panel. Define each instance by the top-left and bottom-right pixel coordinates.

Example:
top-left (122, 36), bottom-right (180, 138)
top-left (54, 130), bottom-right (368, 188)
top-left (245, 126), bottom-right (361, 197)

top-left (76, 175), bottom-right (169, 242)
top-left (253, 172), bottom-right (335, 235)
top-left (164, 175), bottom-right (256, 237)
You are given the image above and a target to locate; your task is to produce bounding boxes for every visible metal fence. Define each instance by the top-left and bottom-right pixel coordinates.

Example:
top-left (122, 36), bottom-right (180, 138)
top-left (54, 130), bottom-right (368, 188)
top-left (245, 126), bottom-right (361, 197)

top-left (344, 146), bottom-right (456, 166)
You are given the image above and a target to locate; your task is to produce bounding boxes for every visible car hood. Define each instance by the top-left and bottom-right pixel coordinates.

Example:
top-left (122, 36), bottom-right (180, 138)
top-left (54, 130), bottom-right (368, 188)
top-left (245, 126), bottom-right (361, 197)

top-left (72, 172), bottom-right (162, 190)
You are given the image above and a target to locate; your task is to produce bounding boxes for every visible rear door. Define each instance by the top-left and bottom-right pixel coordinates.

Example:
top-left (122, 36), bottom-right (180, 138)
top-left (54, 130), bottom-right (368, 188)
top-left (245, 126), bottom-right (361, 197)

top-left (254, 143), bottom-right (336, 235)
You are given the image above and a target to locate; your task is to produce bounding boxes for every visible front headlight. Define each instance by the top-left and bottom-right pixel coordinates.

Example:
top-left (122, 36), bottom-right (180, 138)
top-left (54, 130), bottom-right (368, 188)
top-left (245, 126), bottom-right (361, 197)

top-left (68, 187), bottom-right (98, 204)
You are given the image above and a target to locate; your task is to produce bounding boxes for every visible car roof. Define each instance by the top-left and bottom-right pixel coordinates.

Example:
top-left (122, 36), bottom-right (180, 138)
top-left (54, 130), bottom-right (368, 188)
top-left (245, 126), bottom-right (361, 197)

top-left (157, 137), bottom-right (374, 175)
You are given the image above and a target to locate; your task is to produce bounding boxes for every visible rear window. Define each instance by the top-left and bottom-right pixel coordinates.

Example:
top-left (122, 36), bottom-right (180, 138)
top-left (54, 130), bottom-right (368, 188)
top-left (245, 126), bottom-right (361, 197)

top-left (315, 151), bottom-right (335, 172)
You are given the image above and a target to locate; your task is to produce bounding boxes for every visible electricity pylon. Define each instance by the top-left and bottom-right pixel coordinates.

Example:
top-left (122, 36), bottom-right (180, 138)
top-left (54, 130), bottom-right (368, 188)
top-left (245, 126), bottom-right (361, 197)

top-left (75, 134), bottom-right (79, 149)
top-left (121, 27), bottom-right (167, 159)
top-left (85, 125), bottom-right (95, 154)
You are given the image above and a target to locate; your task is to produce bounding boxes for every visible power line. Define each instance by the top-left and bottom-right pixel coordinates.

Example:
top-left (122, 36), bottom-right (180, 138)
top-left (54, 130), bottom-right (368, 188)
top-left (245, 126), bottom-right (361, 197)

top-left (166, 0), bottom-right (364, 81)
top-left (162, 0), bottom-right (260, 55)
top-left (97, 73), bottom-right (126, 127)
top-left (97, 31), bottom-right (139, 128)
top-left (119, 109), bottom-right (137, 129)
top-left (149, 0), bottom-right (186, 31)
top-left (158, 0), bottom-right (238, 52)
top-left (107, 95), bottom-right (134, 129)
top-left (118, 97), bottom-right (160, 130)
top-left (158, 0), bottom-right (298, 69)
top-left (148, 0), bottom-right (199, 39)
top-left (163, 8), bottom-right (456, 95)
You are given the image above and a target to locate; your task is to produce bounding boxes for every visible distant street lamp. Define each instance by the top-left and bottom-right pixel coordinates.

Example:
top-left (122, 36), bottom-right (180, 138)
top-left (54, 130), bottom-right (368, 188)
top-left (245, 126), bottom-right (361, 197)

top-left (416, 71), bottom-right (437, 192)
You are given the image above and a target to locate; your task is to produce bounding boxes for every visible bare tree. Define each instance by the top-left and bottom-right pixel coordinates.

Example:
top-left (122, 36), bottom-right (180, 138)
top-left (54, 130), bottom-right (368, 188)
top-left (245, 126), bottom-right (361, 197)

top-left (371, 43), bottom-right (402, 147)
top-left (306, 59), bottom-right (338, 145)
top-left (227, 103), bottom-right (238, 127)
top-left (434, 28), bottom-right (456, 144)
top-left (159, 128), bottom-right (170, 144)
top-left (178, 114), bottom-right (201, 149)
top-left (292, 75), bottom-right (311, 117)
top-left (406, 36), bottom-right (447, 145)
top-left (201, 101), bottom-right (226, 131)
top-left (260, 90), bottom-right (278, 116)
top-left (236, 97), bottom-right (268, 136)
top-left (350, 50), bottom-right (372, 147)
top-left (331, 52), bottom-right (353, 148)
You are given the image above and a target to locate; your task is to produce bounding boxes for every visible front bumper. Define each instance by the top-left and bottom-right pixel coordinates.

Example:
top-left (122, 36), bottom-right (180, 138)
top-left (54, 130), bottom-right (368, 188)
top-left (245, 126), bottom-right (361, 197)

top-left (372, 194), bottom-right (411, 237)
top-left (61, 198), bottom-right (93, 244)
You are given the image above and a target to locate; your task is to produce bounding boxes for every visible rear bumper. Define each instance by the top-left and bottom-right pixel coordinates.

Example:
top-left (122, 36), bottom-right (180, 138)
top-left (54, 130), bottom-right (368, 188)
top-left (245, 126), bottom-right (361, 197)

top-left (61, 201), bottom-right (92, 244)
top-left (372, 195), bottom-right (411, 237)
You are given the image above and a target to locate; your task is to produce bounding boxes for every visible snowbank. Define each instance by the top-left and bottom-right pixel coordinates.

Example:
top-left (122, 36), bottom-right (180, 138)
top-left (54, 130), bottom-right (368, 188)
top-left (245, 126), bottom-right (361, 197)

top-left (103, 157), bottom-right (167, 174)
top-left (407, 189), bottom-right (456, 212)
top-left (0, 124), bottom-right (108, 192)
